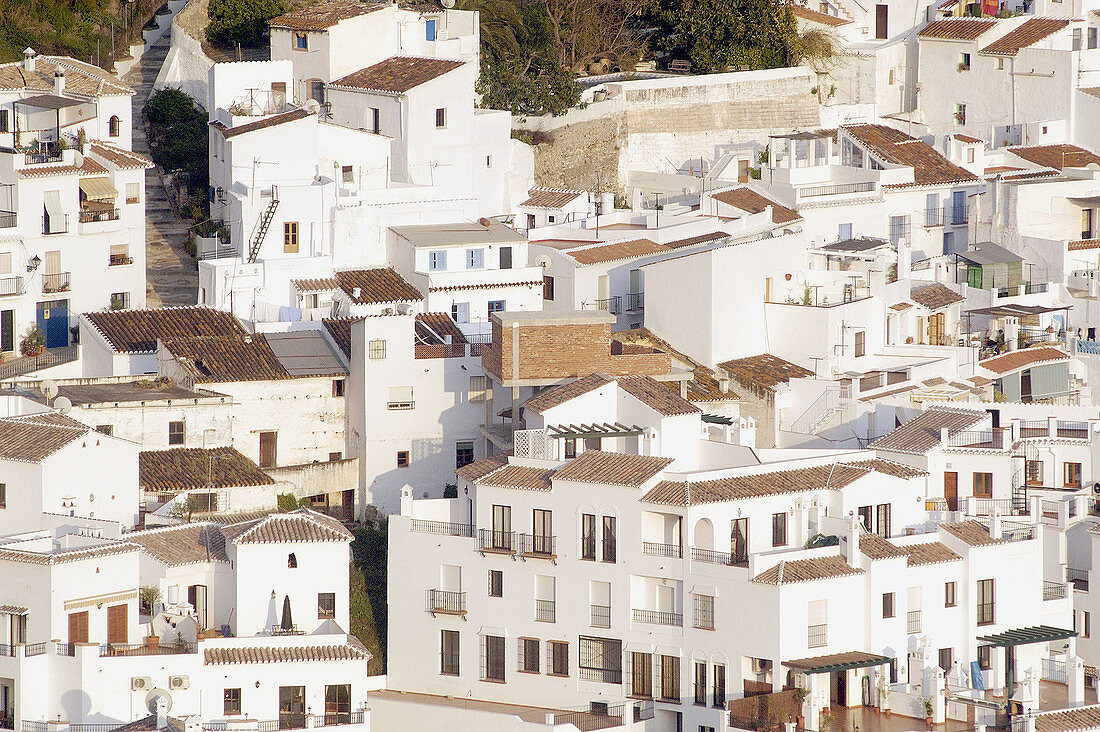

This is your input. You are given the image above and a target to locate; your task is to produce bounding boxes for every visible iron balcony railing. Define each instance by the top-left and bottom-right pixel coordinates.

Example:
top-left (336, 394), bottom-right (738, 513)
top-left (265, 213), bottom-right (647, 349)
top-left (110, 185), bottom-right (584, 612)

top-left (907, 610), bottom-right (922, 634)
top-left (535, 599), bottom-right (556, 623)
top-left (425, 589), bottom-right (466, 615)
top-left (1043, 581), bottom-right (1068, 600)
top-left (970, 498), bottom-right (1030, 517)
top-left (201, 713), bottom-right (365, 732)
top-left (25, 147), bottom-right (62, 165)
top-left (0, 276), bottom-right (23, 296)
top-left (56, 641), bottom-right (74, 656)
top-left (590, 296), bottom-right (622, 315)
top-left (478, 528), bottom-right (516, 553)
top-left (42, 272), bottom-right (71, 293)
top-left (519, 533), bottom-right (556, 558)
top-left (79, 208), bottom-right (120, 223)
top-left (642, 541), bottom-right (682, 558)
top-left (1000, 521), bottom-right (1035, 542)
top-left (632, 608), bottom-right (682, 627)
top-left (626, 292), bottom-right (644, 311)
top-left (100, 641), bottom-right (197, 656)
top-left (1042, 658), bottom-right (1068, 683)
top-left (923, 206), bottom-right (969, 227)
top-left (552, 702), bottom-right (625, 731)
top-left (807, 623), bottom-right (827, 648)
top-left (0, 345), bottom-right (79, 380)
top-left (590, 604), bottom-right (611, 628)
top-left (1067, 567), bottom-right (1089, 591)
top-left (946, 429), bottom-right (1006, 450)
top-left (0, 211), bottom-right (15, 228)
top-left (799, 181), bottom-right (875, 198)
top-left (108, 253), bottom-right (134, 266)
top-left (24, 642), bottom-right (47, 656)
top-left (410, 519), bottom-right (473, 537)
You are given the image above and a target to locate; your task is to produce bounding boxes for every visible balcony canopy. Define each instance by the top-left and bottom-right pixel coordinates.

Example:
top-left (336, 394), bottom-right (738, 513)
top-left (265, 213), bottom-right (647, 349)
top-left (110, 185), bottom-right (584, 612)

top-left (16, 94), bottom-right (84, 111)
top-left (79, 177), bottom-right (117, 201)
top-left (546, 422), bottom-right (644, 440)
top-left (966, 304), bottom-right (1070, 317)
top-left (976, 625), bottom-right (1076, 648)
top-left (784, 651), bottom-right (892, 675)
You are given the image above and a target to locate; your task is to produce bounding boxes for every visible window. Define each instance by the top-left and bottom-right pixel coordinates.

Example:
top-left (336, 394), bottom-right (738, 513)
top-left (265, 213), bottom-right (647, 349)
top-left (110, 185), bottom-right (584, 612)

top-left (1026, 460), bottom-right (1043, 486)
top-left (488, 300), bottom-right (505, 313)
top-left (329, 452), bottom-right (342, 461)
top-left (838, 222), bottom-right (852, 240)
top-left (109, 244), bottom-right (130, 268)
top-left (882, 592), bottom-right (895, 618)
top-left (659, 655), bottom-right (680, 702)
top-left (288, 553), bottom-right (297, 568)
top-left (284, 222), bottom-right (299, 253)
top-left (451, 302), bottom-right (469, 323)
top-left (429, 250), bottom-right (447, 271)
top-left (997, 57), bottom-right (1004, 70)
top-left (565, 438), bottom-right (576, 459)
top-left (808, 599), bottom-right (827, 648)
top-left (323, 685), bottom-right (350, 726)
top-left (108, 115), bottom-right (121, 137)
top-left (456, 440), bottom-right (474, 469)
top-left (294, 32), bottom-right (308, 50)
top-left (889, 658), bottom-right (898, 683)
top-left (1085, 611), bottom-right (1092, 639)
top-left (341, 165), bottom-right (354, 184)
top-left (1065, 462), bottom-right (1082, 487)
top-left (977, 578), bottom-right (995, 626)
top-left (388, 386), bottom-right (414, 409)
top-left (126, 182), bottom-right (140, 204)
top-left (110, 292), bottom-right (130, 310)
top-left (466, 248), bottom-right (484, 269)
top-left (532, 509), bottom-right (553, 554)
top-left (694, 662), bottom-right (707, 705)
top-left (486, 154), bottom-right (492, 168)
top-left (396, 451), bottom-right (409, 468)
top-left (601, 516), bottom-right (617, 562)
top-left (978, 645), bottom-right (992, 670)
top-left (549, 640), bottom-right (569, 676)
top-left (938, 648), bottom-right (953, 673)
top-left (96, 425), bottom-right (113, 436)
top-left (488, 569), bottom-right (503, 597)
top-left (578, 636), bottom-right (622, 684)
top-left (368, 339), bottom-right (386, 360)
top-left (945, 581), bottom-right (957, 607)
top-left (441, 630), bottom-right (460, 675)
top-left (168, 420), bottom-right (185, 445)
top-left (369, 107), bottom-right (380, 134)
top-left (631, 652), bottom-right (653, 697)
top-left (772, 512), bottom-right (787, 546)
top-left (875, 3), bottom-right (887, 38)
top-left (694, 594), bottom-right (715, 630)
top-left (1073, 28), bottom-right (1082, 51)
top-left (543, 275), bottom-right (555, 301)
top-left (955, 103), bottom-right (966, 126)
top-left (332, 379), bottom-right (345, 397)
top-left (858, 505), bottom-right (872, 531)
top-left (959, 53), bottom-right (970, 70)
top-left (581, 514), bottom-right (597, 560)
top-left (967, 148), bottom-right (975, 163)
top-left (875, 503), bottom-right (891, 537)
top-left (1090, 27), bottom-right (1098, 49)
top-left (317, 592), bottom-right (335, 619)
top-left (0, 110), bottom-right (7, 132)
top-left (224, 688), bottom-right (242, 715)
top-left (973, 472), bottom-right (993, 498)
top-left (713, 664), bottom-right (726, 708)
top-left (519, 638), bottom-right (540, 673)
top-left (483, 635), bottom-right (505, 681)
top-left (469, 375), bottom-right (488, 401)
top-left (309, 80), bottom-right (324, 103)
top-left (855, 330), bottom-right (866, 357)
top-left (435, 108), bottom-right (446, 128)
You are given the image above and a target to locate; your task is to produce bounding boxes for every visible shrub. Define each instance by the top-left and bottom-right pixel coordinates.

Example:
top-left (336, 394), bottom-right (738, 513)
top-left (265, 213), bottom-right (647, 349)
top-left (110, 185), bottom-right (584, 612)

top-left (207, 0), bottom-right (285, 47)
top-left (19, 326), bottom-right (45, 357)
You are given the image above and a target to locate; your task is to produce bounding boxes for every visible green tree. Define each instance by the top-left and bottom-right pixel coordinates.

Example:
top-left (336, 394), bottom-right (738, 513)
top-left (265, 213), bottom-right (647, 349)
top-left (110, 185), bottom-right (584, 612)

top-left (144, 88), bottom-right (208, 188)
top-left (788, 27), bottom-right (840, 71)
top-left (350, 521), bottom-right (388, 673)
top-left (207, 0), bottom-right (286, 47)
top-left (655, 0), bottom-right (798, 72)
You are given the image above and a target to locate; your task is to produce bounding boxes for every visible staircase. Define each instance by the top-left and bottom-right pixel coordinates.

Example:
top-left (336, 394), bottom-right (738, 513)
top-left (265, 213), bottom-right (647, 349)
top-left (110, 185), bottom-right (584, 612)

top-left (790, 386), bottom-right (849, 435)
top-left (247, 189), bottom-right (279, 264)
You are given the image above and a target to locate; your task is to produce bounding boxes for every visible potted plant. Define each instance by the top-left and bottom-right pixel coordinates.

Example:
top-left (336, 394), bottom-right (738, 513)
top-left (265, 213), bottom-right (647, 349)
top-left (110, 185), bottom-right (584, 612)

top-left (19, 327), bottom-right (45, 357)
top-left (880, 682), bottom-right (891, 715)
top-left (923, 696), bottom-right (935, 727)
top-left (820, 711), bottom-right (834, 732)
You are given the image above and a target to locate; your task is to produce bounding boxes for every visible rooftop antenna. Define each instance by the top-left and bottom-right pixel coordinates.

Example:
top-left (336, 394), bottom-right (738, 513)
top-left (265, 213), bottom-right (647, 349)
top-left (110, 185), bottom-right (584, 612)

top-left (41, 379), bottom-right (58, 402)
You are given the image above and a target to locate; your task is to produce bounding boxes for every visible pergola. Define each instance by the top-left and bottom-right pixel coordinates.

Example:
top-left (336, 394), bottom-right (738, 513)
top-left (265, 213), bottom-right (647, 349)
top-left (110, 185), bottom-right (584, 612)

top-left (977, 625), bottom-right (1077, 693)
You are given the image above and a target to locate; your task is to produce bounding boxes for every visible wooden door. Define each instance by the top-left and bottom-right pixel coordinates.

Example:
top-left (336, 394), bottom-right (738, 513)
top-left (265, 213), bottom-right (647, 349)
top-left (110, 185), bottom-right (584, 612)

top-left (106, 604), bottom-right (127, 645)
top-left (731, 518), bottom-right (749, 563)
top-left (944, 472), bottom-right (959, 511)
top-left (875, 4), bottom-right (888, 38)
top-left (279, 686), bottom-right (306, 730)
top-left (259, 431), bottom-right (277, 468)
top-left (68, 611), bottom-right (88, 644)
top-left (929, 313), bottom-right (945, 345)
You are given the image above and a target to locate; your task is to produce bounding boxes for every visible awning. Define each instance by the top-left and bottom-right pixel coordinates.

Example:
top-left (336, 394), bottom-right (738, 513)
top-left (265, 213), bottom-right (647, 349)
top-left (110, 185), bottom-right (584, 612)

top-left (546, 422), bottom-right (644, 439)
top-left (702, 413), bottom-right (734, 425)
top-left (966, 304), bottom-right (1071, 317)
top-left (79, 177), bottom-right (118, 201)
top-left (16, 94), bottom-right (84, 110)
top-left (1068, 195), bottom-right (1100, 207)
top-left (955, 242), bottom-right (1021, 265)
top-left (976, 625), bottom-right (1076, 647)
top-left (43, 189), bottom-right (64, 221)
top-left (784, 651), bottom-right (892, 675)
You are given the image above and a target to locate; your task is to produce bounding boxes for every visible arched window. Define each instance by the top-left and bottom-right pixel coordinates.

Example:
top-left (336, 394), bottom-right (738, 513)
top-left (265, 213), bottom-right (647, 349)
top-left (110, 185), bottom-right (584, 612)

top-left (287, 552), bottom-right (297, 568)
top-left (108, 116), bottom-right (120, 137)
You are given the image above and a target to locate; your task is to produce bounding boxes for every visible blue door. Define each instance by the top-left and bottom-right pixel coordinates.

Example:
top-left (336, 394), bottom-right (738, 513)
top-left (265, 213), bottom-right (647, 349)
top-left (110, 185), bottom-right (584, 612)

top-left (36, 299), bottom-right (69, 348)
top-left (425, 19), bottom-right (437, 41)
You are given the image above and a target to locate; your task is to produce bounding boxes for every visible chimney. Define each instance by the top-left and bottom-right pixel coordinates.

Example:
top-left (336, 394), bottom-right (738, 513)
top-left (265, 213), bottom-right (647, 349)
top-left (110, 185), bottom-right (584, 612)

top-left (846, 514), bottom-right (861, 567)
top-left (155, 696), bottom-right (169, 729)
top-left (940, 427), bottom-right (949, 446)
top-left (23, 48), bottom-right (35, 72)
top-left (352, 287), bottom-right (362, 301)
top-left (53, 69), bottom-right (65, 96)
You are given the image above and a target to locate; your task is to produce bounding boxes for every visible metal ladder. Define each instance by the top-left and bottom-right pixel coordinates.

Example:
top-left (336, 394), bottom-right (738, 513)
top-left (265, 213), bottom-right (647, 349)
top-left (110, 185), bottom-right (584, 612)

top-left (246, 186), bottom-right (279, 263)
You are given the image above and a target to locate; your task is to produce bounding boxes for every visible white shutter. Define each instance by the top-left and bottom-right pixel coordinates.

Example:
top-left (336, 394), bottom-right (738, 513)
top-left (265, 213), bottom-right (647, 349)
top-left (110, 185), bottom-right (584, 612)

top-left (907, 586), bottom-right (922, 610)
top-left (387, 386), bottom-right (414, 409)
top-left (808, 599), bottom-right (827, 625)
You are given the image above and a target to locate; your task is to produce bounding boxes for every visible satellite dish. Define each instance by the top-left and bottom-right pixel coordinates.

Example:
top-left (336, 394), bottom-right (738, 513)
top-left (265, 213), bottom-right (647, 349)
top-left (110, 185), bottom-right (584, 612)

top-left (54, 397), bottom-right (72, 415)
top-left (534, 254), bottom-right (552, 269)
top-left (441, 0), bottom-right (456, 7)
top-left (41, 380), bottom-right (58, 400)
top-left (303, 98), bottom-right (321, 114)
top-left (145, 688), bottom-right (173, 714)
top-left (1092, 482), bottom-right (1100, 495)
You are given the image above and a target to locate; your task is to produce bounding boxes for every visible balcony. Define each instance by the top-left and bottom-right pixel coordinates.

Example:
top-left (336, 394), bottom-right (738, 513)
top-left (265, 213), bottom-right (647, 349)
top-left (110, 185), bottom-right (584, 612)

top-left (1067, 567), bottom-right (1089, 592)
top-left (1044, 581), bottom-right (1068, 600)
top-left (409, 519), bottom-right (473, 537)
top-left (535, 599), bottom-right (556, 623)
top-left (201, 713), bottom-right (365, 731)
top-left (0, 211), bottom-right (15, 228)
top-left (632, 608), bottom-right (682, 627)
top-left (691, 546), bottom-right (748, 568)
top-left (587, 296), bottom-right (622, 315)
top-left (590, 604), bottom-right (611, 628)
top-left (907, 610), bottom-right (921, 634)
top-left (923, 206), bottom-right (968, 227)
top-left (807, 623), bottom-right (827, 648)
top-left (425, 589), bottom-right (466, 616)
top-left (0, 277), bottom-right (23, 297)
top-left (519, 533), bottom-right (556, 559)
top-left (642, 541), bottom-right (682, 558)
top-left (42, 272), bottom-right (71, 294)
top-left (25, 145), bottom-right (62, 165)
top-left (946, 429), bottom-right (1007, 450)
top-left (100, 641), bottom-right (197, 656)
top-left (626, 292), bottom-right (644, 311)
top-left (79, 206), bottom-right (120, 224)
top-left (798, 181), bottom-right (875, 198)
top-left (109, 253), bottom-right (134, 266)
top-left (478, 528), bottom-right (516, 554)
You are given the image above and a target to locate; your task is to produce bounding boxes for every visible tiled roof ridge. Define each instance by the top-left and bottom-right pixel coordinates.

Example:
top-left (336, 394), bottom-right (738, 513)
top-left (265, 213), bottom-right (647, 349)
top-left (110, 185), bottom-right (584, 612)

top-left (0, 540), bottom-right (140, 565)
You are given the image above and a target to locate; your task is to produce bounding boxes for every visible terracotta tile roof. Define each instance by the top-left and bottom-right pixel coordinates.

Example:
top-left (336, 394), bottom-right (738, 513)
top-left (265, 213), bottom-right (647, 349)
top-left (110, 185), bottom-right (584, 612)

top-left (565, 238), bottom-right (669, 265)
top-left (14, 411), bottom-right (88, 429)
top-left (612, 328), bottom-right (739, 403)
top-left (843, 124), bottom-right (979, 186)
top-left (941, 520), bottom-right (1005, 546)
top-left (19, 164), bottom-right (83, 178)
top-left (1007, 144), bottom-right (1100, 170)
top-left (270, 0), bottom-right (384, 29)
top-left (519, 187), bottom-right (586, 209)
top-left (214, 109), bottom-right (312, 140)
top-left (292, 277), bottom-right (340, 292)
top-left (860, 533), bottom-right (908, 560)
top-left (790, 4), bottom-right (852, 26)
top-left (869, 407), bottom-right (986, 454)
top-left (953, 133), bottom-right (984, 144)
top-left (205, 642), bottom-right (370, 665)
top-left (162, 335), bottom-right (290, 383)
top-left (429, 279), bottom-right (543, 293)
top-left (0, 540), bottom-right (139, 565)
top-left (89, 142), bottom-right (153, 169)
top-left (0, 605), bottom-right (27, 614)
top-left (917, 18), bottom-right (998, 39)
top-left (322, 317), bottom-right (360, 359)
top-left (84, 306), bottom-right (245, 353)
top-left (753, 555), bottom-right (864, 585)
top-left (902, 541), bottom-right (961, 566)
top-left (126, 524), bottom-right (229, 566)
top-left (617, 374), bottom-right (701, 416)
top-left (334, 268), bottom-right (422, 304)
top-left (456, 453), bottom-right (510, 482)
top-left (0, 416), bottom-right (87, 463)
top-left (1068, 239), bottom-right (1100, 251)
top-left (1035, 705), bottom-right (1100, 732)
top-left (910, 282), bottom-right (965, 310)
top-left (330, 56), bottom-right (465, 93)
top-left (979, 346), bottom-right (1068, 374)
top-left (889, 302), bottom-right (914, 311)
top-left (719, 354), bottom-right (814, 392)
top-left (984, 165), bottom-right (1024, 175)
top-left (416, 312), bottom-right (467, 344)
top-left (222, 508), bottom-right (354, 544)
top-left (1003, 170), bottom-right (1061, 181)
top-left (981, 18), bottom-right (1070, 55)
top-left (140, 447), bottom-right (274, 492)
top-left (644, 463), bottom-right (869, 506)
top-left (969, 375), bottom-right (993, 386)
top-left (664, 232), bottom-right (730, 249)
top-left (923, 377), bottom-right (948, 386)
top-left (0, 56), bottom-right (132, 96)
top-left (79, 157), bottom-right (108, 175)
top-left (554, 450), bottom-right (673, 487)
top-left (858, 384), bottom-right (919, 402)
top-left (843, 459), bottom-right (929, 479)
top-left (711, 187), bottom-right (801, 224)
top-left (475, 463), bottom-right (554, 491)
top-left (525, 372), bottom-right (615, 413)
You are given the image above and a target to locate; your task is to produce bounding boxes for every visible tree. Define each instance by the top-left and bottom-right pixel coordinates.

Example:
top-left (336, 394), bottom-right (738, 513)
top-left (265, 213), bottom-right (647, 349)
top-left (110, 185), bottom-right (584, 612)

top-left (655, 0), bottom-right (798, 72)
top-left (788, 27), bottom-right (840, 71)
top-left (207, 0), bottom-right (285, 47)
top-left (144, 88), bottom-right (208, 187)
top-left (541, 0), bottom-right (654, 73)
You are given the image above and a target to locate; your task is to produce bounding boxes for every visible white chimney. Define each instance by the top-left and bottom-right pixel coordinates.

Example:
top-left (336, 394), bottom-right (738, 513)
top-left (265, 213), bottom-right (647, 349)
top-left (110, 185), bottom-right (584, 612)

top-left (53, 69), bottom-right (65, 96)
top-left (23, 48), bottom-right (35, 72)
top-left (155, 696), bottom-right (169, 729)
top-left (846, 514), bottom-right (861, 567)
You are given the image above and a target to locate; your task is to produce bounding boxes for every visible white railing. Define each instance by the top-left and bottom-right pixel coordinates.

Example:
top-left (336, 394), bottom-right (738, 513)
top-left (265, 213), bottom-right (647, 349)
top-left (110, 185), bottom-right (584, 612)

top-left (514, 428), bottom-right (559, 461)
top-left (789, 386), bottom-right (846, 435)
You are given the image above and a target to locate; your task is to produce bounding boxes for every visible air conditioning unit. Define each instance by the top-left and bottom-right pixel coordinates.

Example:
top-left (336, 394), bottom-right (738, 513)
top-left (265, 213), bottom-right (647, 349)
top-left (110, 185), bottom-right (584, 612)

top-left (751, 658), bottom-right (769, 674)
top-left (131, 676), bottom-right (152, 691)
top-left (169, 675), bottom-right (190, 690)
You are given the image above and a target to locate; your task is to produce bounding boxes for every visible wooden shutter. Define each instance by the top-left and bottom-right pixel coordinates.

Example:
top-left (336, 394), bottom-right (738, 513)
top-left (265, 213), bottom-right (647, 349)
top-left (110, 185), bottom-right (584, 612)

top-left (68, 611), bottom-right (89, 644)
top-left (107, 604), bottom-right (127, 644)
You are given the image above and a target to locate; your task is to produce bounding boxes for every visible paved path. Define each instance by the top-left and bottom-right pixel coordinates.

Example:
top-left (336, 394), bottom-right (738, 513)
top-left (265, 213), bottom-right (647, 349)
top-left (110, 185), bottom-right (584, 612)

top-left (121, 36), bottom-right (199, 307)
